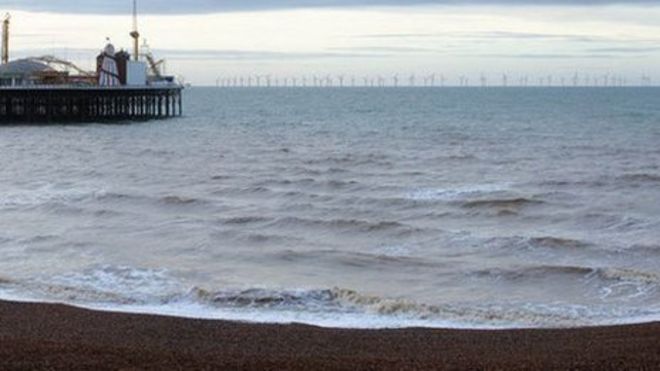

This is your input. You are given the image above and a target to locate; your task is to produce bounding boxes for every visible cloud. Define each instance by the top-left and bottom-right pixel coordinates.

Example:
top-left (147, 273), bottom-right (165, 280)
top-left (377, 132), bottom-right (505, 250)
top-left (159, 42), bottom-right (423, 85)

top-left (161, 49), bottom-right (387, 60)
top-left (10, 47), bottom-right (391, 61)
top-left (326, 46), bottom-right (437, 53)
top-left (469, 53), bottom-right (625, 59)
top-left (587, 46), bottom-right (660, 53)
top-left (356, 31), bottom-right (625, 43)
top-left (2, 0), bottom-right (660, 14)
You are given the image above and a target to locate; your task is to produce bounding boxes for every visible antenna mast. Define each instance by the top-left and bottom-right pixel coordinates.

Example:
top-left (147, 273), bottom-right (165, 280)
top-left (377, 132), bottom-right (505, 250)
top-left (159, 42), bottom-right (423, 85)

top-left (130, 0), bottom-right (140, 61)
top-left (2, 13), bottom-right (10, 64)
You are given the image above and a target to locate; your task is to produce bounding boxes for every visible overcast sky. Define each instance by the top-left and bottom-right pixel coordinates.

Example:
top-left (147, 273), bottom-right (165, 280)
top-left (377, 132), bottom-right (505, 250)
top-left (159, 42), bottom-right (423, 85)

top-left (3, 1), bottom-right (660, 85)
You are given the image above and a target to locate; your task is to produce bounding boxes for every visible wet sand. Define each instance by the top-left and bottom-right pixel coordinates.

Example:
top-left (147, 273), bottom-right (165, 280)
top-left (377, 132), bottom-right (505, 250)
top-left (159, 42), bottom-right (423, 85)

top-left (0, 300), bottom-right (658, 370)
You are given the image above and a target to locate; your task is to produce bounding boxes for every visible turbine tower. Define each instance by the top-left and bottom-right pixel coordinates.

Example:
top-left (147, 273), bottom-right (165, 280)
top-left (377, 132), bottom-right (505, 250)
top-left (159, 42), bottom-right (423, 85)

top-left (130, 0), bottom-right (140, 61)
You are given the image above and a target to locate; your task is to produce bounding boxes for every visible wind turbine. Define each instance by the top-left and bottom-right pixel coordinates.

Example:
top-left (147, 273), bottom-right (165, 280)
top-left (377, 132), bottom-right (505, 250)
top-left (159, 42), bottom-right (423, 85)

top-left (502, 73), bottom-right (508, 87)
top-left (480, 73), bottom-right (487, 88)
top-left (428, 73), bottom-right (436, 87)
top-left (337, 75), bottom-right (345, 88)
top-left (393, 74), bottom-right (399, 88)
top-left (409, 74), bottom-right (416, 87)
top-left (641, 74), bottom-right (651, 86)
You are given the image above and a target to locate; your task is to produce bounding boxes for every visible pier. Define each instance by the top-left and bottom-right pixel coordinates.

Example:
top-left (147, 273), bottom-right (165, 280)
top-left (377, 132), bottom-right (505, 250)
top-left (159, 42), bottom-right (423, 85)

top-left (0, 86), bottom-right (182, 123)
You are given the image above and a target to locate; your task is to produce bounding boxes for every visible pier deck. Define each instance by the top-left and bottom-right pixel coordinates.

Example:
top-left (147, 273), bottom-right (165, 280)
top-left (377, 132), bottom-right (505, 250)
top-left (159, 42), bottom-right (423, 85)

top-left (0, 85), bottom-right (183, 123)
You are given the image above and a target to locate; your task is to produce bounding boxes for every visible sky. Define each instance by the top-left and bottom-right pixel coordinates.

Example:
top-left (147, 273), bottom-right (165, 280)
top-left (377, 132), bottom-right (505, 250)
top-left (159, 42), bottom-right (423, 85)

top-left (3, 1), bottom-right (660, 86)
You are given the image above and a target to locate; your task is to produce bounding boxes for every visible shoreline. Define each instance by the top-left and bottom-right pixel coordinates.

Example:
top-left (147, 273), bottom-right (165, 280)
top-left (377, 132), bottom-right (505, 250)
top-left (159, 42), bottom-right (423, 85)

top-left (1, 300), bottom-right (659, 370)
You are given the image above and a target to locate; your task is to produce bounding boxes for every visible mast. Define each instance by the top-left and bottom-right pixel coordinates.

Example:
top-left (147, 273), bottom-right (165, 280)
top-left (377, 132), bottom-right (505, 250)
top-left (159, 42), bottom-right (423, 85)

top-left (130, 0), bottom-right (140, 61)
top-left (2, 13), bottom-right (10, 64)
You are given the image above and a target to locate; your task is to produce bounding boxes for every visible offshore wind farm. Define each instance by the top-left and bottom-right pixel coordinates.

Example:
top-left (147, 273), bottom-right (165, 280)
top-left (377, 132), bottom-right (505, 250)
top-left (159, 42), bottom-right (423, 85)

top-left (214, 72), bottom-right (645, 88)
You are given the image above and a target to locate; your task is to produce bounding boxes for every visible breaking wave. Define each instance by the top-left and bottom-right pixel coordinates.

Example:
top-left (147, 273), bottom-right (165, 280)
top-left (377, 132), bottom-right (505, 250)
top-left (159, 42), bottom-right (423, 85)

top-left (406, 184), bottom-right (511, 201)
top-left (472, 265), bottom-right (660, 286)
top-left (1, 264), bottom-right (659, 329)
top-left (0, 184), bottom-right (107, 208)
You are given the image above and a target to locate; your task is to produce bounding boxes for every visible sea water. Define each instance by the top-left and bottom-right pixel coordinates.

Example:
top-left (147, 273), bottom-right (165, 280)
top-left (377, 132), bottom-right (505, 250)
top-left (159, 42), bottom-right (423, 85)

top-left (1, 87), bottom-right (659, 328)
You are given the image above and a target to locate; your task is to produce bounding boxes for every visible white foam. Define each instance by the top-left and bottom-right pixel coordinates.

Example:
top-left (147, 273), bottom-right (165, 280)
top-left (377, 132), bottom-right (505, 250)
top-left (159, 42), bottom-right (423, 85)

top-left (2, 264), bottom-right (660, 330)
top-left (407, 183), bottom-right (511, 201)
top-left (0, 183), bottom-right (106, 208)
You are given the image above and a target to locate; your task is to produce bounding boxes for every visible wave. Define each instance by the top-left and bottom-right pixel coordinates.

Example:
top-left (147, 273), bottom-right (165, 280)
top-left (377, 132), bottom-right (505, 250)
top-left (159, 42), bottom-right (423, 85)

top-left (480, 235), bottom-right (592, 252)
top-left (538, 179), bottom-right (609, 188)
top-left (459, 197), bottom-right (543, 210)
top-left (472, 265), bottom-right (660, 285)
top-left (210, 175), bottom-right (233, 181)
top-left (221, 216), bottom-right (272, 225)
top-left (594, 268), bottom-right (660, 285)
top-left (618, 173), bottom-right (660, 183)
top-left (472, 265), bottom-right (594, 281)
top-left (406, 184), bottom-right (510, 202)
top-left (575, 213), bottom-right (646, 232)
top-left (628, 244), bottom-right (660, 255)
top-left (272, 249), bottom-right (438, 269)
top-left (527, 237), bottom-right (591, 250)
top-left (1, 265), bottom-right (659, 329)
top-left (267, 217), bottom-right (420, 236)
top-left (302, 154), bottom-right (392, 168)
top-left (159, 195), bottom-right (202, 205)
top-left (254, 177), bottom-right (362, 190)
top-left (0, 184), bottom-right (107, 208)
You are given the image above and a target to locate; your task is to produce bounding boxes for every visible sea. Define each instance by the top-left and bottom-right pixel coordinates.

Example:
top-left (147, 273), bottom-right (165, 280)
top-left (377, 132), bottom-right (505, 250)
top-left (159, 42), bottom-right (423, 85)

top-left (1, 87), bottom-right (659, 329)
